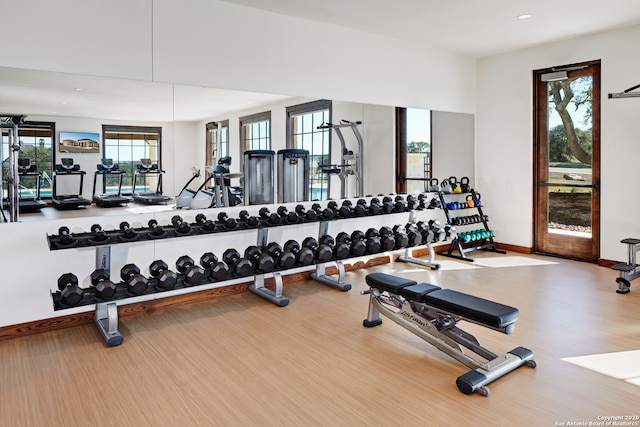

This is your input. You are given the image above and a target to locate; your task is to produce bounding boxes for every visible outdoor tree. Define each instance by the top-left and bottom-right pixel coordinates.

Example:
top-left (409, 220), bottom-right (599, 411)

top-left (407, 141), bottom-right (430, 153)
top-left (549, 78), bottom-right (592, 165)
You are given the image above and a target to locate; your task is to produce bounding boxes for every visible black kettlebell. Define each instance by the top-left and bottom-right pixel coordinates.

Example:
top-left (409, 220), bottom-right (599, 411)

top-left (459, 177), bottom-right (471, 193)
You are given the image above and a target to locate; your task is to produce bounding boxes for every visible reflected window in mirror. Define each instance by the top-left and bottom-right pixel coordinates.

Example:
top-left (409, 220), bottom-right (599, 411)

top-left (395, 107), bottom-right (431, 194)
top-left (286, 100), bottom-right (331, 201)
top-left (205, 120), bottom-right (229, 167)
top-left (1, 122), bottom-right (55, 200)
top-left (240, 111), bottom-right (271, 151)
top-left (102, 125), bottom-right (162, 194)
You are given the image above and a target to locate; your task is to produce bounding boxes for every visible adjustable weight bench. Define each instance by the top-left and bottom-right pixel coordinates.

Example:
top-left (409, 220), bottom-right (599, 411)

top-left (362, 272), bottom-right (536, 396)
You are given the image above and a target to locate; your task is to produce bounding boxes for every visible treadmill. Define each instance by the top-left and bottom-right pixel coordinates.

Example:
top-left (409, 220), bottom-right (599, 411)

top-left (131, 158), bottom-right (171, 205)
top-left (17, 158), bottom-right (47, 212)
top-left (92, 158), bottom-right (131, 207)
top-left (51, 158), bottom-right (91, 209)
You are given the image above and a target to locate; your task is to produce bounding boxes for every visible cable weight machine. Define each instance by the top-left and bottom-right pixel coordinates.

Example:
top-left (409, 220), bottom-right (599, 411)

top-left (1, 114), bottom-right (27, 222)
top-left (317, 120), bottom-right (364, 199)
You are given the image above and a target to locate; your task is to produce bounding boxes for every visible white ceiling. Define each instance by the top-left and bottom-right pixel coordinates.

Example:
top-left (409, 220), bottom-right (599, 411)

top-left (223, 0), bottom-right (640, 57)
top-left (2, 2), bottom-right (640, 123)
top-left (0, 67), bottom-right (293, 123)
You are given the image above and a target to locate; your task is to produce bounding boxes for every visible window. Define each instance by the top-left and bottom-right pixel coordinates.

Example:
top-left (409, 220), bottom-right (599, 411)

top-left (102, 125), bottom-right (162, 194)
top-left (286, 100), bottom-right (331, 201)
top-left (1, 121), bottom-right (55, 199)
top-left (240, 112), bottom-right (270, 151)
top-left (205, 120), bottom-right (229, 167)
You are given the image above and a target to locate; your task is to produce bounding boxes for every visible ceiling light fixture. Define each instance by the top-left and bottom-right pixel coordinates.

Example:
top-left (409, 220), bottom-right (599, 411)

top-left (517, 14), bottom-right (531, 20)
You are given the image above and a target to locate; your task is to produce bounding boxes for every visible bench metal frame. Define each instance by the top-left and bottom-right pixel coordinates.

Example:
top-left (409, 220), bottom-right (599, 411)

top-left (363, 282), bottom-right (536, 396)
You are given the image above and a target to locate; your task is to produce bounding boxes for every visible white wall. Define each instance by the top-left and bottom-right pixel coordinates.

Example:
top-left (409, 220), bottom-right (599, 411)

top-left (476, 24), bottom-right (640, 261)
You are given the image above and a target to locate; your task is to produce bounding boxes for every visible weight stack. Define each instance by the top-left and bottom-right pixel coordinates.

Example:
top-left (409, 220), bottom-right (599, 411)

top-left (243, 150), bottom-right (275, 205)
top-left (277, 149), bottom-right (310, 203)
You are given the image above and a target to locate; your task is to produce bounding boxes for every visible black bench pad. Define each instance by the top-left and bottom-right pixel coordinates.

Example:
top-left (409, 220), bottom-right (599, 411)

top-left (400, 283), bottom-right (442, 302)
top-left (423, 289), bottom-right (519, 330)
top-left (366, 273), bottom-right (417, 294)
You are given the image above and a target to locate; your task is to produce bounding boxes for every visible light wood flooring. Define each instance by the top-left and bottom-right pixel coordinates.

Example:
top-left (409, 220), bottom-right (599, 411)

top-left (1, 252), bottom-right (639, 426)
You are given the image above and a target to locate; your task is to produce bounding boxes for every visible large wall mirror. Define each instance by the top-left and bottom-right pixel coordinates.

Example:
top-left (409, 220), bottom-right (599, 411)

top-left (0, 66), bottom-right (474, 224)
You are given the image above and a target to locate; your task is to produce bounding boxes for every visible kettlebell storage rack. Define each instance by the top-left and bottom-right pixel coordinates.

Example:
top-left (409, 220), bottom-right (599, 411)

top-left (437, 189), bottom-right (505, 262)
top-left (47, 197), bottom-right (448, 347)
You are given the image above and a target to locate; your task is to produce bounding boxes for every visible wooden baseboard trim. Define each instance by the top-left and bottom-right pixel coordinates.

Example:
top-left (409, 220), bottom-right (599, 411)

top-left (598, 258), bottom-right (619, 268)
top-left (0, 254), bottom-right (392, 342)
top-left (495, 242), bottom-right (532, 254)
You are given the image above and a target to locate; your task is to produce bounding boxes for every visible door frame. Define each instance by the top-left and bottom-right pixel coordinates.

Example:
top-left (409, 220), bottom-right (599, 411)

top-left (532, 59), bottom-right (601, 262)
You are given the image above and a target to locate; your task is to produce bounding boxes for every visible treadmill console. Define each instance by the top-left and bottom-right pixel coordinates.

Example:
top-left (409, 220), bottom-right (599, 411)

top-left (56, 158), bottom-right (80, 172)
top-left (97, 158), bottom-right (119, 172)
top-left (18, 158), bottom-right (36, 173)
top-left (137, 158), bottom-right (159, 171)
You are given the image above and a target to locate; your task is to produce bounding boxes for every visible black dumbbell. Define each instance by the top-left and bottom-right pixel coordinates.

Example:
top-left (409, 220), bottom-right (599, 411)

top-left (90, 224), bottom-right (110, 244)
top-left (217, 212), bottom-right (238, 230)
top-left (337, 200), bottom-right (353, 218)
top-left (57, 272), bottom-right (84, 307)
top-left (311, 203), bottom-right (334, 220)
top-left (119, 221), bottom-right (139, 241)
top-left (394, 196), bottom-right (407, 213)
top-left (148, 219), bottom-right (166, 238)
top-left (176, 255), bottom-right (205, 285)
top-left (379, 226), bottom-right (397, 251)
top-left (244, 246), bottom-right (276, 273)
top-left (381, 197), bottom-right (394, 214)
top-left (195, 213), bottom-right (216, 232)
top-left (171, 215), bottom-right (192, 235)
top-left (283, 240), bottom-right (315, 266)
top-left (444, 225), bottom-right (457, 240)
top-left (56, 226), bottom-right (77, 248)
top-left (258, 207), bottom-right (281, 225)
top-left (295, 204), bottom-right (318, 221)
top-left (149, 260), bottom-right (178, 291)
top-left (277, 206), bottom-right (300, 224)
top-left (120, 264), bottom-right (149, 296)
top-left (406, 195), bottom-right (419, 210)
top-left (222, 249), bottom-right (254, 277)
top-left (319, 235), bottom-right (350, 260)
top-left (405, 224), bottom-right (422, 247)
top-left (392, 224), bottom-right (409, 249)
top-left (418, 193), bottom-right (429, 210)
top-left (302, 237), bottom-right (333, 263)
top-left (90, 269), bottom-right (117, 300)
top-left (368, 198), bottom-right (381, 215)
top-left (238, 210), bottom-right (259, 228)
top-left (349, 230), bottom-right (367, 256)
top-left (364, 228), bottom-right (382, 254)
top-left (200, 252), bottom-right (230, 281)
top-left (353, 199), bottom-right (367, 217)
top-left (265, 242), bottom-right (296, 270)
top-left (336, 232), bottom-right (366, 257)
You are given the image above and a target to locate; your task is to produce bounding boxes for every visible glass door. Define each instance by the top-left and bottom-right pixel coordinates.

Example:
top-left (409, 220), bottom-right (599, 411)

top-left (533, 60), bottom-right (601, 261)
top-left (395, 107), bottom-right (431, 194)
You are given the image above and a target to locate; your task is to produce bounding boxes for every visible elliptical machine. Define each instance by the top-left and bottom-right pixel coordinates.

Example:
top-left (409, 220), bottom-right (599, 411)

top-left (190, 156), bottom-right (242, 209)
top-left (174, 167), bottom-right (201, 209)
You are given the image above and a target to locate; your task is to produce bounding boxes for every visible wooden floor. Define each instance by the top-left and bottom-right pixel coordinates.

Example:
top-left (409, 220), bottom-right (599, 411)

top-left (1, 252), bottom-right (639, 426)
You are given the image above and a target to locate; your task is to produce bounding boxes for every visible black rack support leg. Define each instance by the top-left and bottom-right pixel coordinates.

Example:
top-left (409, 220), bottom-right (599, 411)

top-left (94, 302), bottom-right (124, 347)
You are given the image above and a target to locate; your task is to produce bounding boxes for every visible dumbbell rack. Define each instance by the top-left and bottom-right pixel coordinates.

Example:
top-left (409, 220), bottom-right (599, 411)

top-left (437, 189), bottom-right (505, 262)
top-left (48, 199), bottom-right (435, 346)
